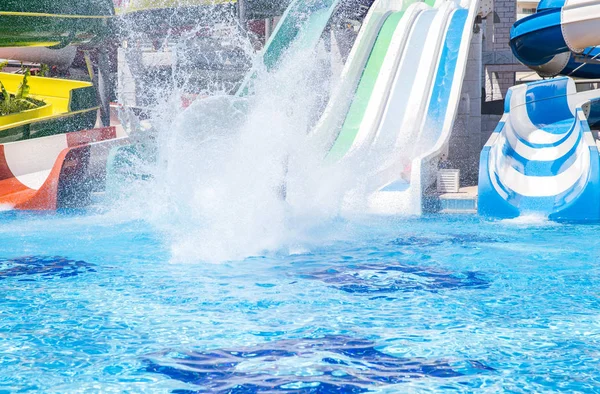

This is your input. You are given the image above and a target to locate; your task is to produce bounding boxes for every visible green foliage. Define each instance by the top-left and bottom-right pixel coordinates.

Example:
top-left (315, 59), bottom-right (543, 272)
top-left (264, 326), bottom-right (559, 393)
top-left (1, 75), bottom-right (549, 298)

top-left (40, 64), bottom-right (50, 78)
top-left (0, 71), bottom-right (45, 117)
top-left (16, 69), bottom-right (30, 99)
top-left (0, 81), bottom-right (8, 102)
top-left (0, 61), bottom-right (7, 73)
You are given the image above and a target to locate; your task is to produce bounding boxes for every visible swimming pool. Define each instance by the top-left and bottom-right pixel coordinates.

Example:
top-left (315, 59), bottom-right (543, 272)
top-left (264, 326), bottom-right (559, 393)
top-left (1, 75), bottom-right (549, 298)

top-left (1, 211), bottom-right (599, 392)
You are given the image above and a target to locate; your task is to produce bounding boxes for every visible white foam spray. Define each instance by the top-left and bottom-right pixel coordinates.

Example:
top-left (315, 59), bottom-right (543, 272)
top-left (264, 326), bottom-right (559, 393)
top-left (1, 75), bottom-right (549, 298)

top-left (113, 19), bottom-right (364, 262)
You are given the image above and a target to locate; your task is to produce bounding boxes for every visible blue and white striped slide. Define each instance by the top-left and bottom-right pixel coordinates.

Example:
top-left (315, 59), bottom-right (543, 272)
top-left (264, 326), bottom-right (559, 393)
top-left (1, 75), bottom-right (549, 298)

top-left (478, 77), bottom-right (600, 221)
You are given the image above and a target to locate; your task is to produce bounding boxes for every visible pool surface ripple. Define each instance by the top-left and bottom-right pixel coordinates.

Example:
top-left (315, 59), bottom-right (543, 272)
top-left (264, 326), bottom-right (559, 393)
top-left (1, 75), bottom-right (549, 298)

top-left (0, 213), bottom-right (599, 392)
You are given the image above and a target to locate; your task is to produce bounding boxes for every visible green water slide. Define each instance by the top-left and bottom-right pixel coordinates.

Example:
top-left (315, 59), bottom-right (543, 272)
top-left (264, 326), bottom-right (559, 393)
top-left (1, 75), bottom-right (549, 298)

top-left (237, 0), bottom-right (341, 96)
top-left (0, 0), bottom-right (114, 48)
top-left (326, 0), bottom-right (436, 161)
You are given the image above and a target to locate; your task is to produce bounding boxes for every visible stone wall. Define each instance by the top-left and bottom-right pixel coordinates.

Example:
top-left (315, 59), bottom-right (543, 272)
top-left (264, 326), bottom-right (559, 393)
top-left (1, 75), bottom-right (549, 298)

top-left (484, 64), bottom-right (529, 101)
top-left (447, 0), bottom-right (532, 186)
top-left (448, 27), bottom-right (483, 185)
top-left (491, 0), bottom-right (515, 51)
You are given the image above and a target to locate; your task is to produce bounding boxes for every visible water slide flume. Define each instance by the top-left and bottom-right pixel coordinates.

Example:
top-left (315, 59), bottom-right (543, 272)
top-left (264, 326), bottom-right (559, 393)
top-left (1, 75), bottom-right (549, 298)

top-left (0, 126), bottom-right (127, 210)
top-left (237, 0), bottom-right (342, 96)
top-left (0, 1), bottom-right (129, 211)
top-left (0, 0), bottom-right (114, 48)
top-left (318, 0), bottom-right (427, 161)
top-left (510, 0), bottom-right (600, 77)
top-left (0, 1), bottom-right (112, 70)
top-left (0, 47), bottom-right (77, 70)
top-left (0, 73), bottom-right (98, 144)
top-left (112, 0), bottom-right (479, 217)
top-left (312, 0), bottom-right (479, 215)
top-left (478, 77), bottom-right (600, 221)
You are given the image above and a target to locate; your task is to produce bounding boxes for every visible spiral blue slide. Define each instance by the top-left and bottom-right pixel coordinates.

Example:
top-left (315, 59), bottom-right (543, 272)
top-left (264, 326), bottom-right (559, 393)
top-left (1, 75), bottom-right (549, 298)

top-left (478, 0), bottom-right (600, 221)
top-left (511, 0), bottom-right (600, 78)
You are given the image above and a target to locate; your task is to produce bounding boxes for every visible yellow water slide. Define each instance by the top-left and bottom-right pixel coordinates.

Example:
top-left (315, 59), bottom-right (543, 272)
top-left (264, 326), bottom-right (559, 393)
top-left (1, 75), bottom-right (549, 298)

top-left (0, 73), bottom-right (98, 143)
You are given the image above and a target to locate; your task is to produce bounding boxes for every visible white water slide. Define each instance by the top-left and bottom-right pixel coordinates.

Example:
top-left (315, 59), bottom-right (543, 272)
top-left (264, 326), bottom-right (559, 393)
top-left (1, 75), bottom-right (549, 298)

top-left (312, 0), bottom-right (479, 214)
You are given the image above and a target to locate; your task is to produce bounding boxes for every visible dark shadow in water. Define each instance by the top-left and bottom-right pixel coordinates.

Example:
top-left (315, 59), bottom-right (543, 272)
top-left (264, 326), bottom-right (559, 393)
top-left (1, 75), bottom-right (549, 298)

top-left (145, 335), bottom-right (495, 393)
top-left (0, 256), bottom-right (96, 281)
top-left (303, 263), bottom-right (489, 294)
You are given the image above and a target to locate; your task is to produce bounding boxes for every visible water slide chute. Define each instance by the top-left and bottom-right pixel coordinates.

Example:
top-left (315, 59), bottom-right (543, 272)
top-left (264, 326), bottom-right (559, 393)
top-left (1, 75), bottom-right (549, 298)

top-left (510, 0), bottom-right (600, 78)
top-left (0, 127), bottom-right (127, 210)
top-left (237, 0), bottom-right (342, 95)
top-left (0, 47), bottom-right (77, 70)
top-left (0, 73), bottom-right (99, 143)
top-left (478, 0), bottom-right (600, 221)
top-left (478, 77), bottom-right (600, 221)
top-left (0, 2), bottom-right (129, 211)
top-left (111, 0), bottom-right (482, 217)
top-left (0, 0), bottom-right (114, 48)
top-left (311, 0), bottom-right (480, 214)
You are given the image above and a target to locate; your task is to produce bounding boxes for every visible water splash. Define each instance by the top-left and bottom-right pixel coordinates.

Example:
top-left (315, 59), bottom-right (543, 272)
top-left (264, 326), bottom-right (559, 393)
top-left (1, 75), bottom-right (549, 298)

top-left (113, 11), bottom-right (361, 262)
top-left (499, 214), bottom-right (558, 227)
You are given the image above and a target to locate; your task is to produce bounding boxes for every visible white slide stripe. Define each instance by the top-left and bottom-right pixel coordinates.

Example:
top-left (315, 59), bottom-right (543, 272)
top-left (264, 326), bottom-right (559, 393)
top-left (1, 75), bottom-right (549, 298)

top-left (496, 132), bottom-right (586, 172)
top-left (506, 84), bottom-right (575, 145)
top-left (350, 3), bottom-right (429, 153)
top-left (488, 147), bottom-right (509, 199)
top-left (562, 0), bottom-right (600, 52)
top-left (503, 120), bottom-right (581, 160)
top-left (396, 2), bottom-right (457, 152)
top-left (309, 0), bottom-right (400, 149)
top-left (493, 142), bottom-right (590, 196)
top-left (370, 9), bottom-right (436, 151)
top-left (4, 134), bottom-right (68, 190)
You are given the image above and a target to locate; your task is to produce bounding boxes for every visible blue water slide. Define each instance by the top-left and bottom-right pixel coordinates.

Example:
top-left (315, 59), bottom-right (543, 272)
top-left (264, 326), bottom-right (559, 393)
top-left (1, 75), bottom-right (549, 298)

top-left (510, 0), bottom-right (600, 78)
top-left (478, 77), bottom-right (600, 221)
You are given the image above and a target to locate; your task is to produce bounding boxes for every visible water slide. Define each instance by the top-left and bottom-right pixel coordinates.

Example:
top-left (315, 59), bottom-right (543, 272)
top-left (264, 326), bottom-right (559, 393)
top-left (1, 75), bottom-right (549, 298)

top-left (0, 73), bottom-right (98, 144)
top-left (312, 0), bottom-right (479, 214)
top-left (478, 0), bottom-right (600, 220)
top-left (0, 1), bottom-right (128, 212)
top-left (0, 47), bottom-right (77, 70)
top-left (0, 127), bottom-right (127, 210)
top-left (110, 0), bottom-right (480, 215)
top-left (478, 78), bottom-right (600, 221)
top-left (510, 0), bottom-right (600, 78)
top-left (237, 0), bottom-right (342, 96)
top-left (0, 0), bottom-right (114, 48)
top-left (0, 1), bottom-right (114, 72)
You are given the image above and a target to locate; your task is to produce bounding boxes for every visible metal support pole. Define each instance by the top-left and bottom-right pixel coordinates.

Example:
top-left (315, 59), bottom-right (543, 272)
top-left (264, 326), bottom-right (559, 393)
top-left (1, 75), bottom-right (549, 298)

top-left (265, 18), bottom-right (273, 41)
top-left (238, 0), bottom-right (247, 30)
top-left (97, 46), bottom-right (112, 127)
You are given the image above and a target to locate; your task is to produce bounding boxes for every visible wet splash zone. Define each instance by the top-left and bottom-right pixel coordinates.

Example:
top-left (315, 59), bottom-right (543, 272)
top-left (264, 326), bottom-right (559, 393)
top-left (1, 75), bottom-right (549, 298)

top-left (0, 256), bottom-right (96, 281)
top-left (145, 335), bottom-right (495, 393)
top-left (303, 262), bottom-right (490, 294)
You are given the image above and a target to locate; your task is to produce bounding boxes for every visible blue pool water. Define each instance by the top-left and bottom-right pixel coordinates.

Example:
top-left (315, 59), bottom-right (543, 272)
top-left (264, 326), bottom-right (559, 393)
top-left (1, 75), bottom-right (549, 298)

top-left (1, 212), bottom-right (600, 392)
